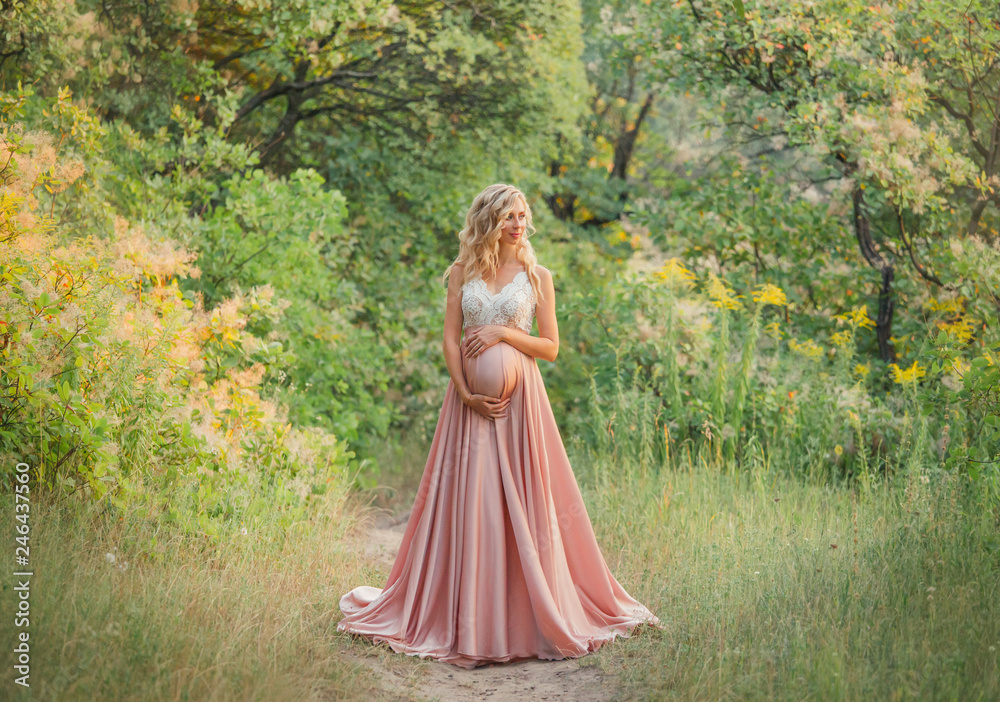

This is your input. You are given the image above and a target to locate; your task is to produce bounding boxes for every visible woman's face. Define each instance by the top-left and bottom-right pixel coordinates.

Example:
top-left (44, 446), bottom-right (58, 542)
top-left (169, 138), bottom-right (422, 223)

top-left (499, 198), bottom-right (527, 246)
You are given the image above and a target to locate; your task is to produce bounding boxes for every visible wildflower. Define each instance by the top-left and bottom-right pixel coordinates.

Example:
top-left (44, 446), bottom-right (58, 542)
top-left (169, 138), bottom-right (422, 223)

top-left (834, 444), bottom-right (844, 456)
top-left (789, 338), bottom-right (823, 359)
top-left (653, 258), bottom-right (696, 290)
top-left (925, 296), bottom-right (964, 315)
top-left (854, 363), bottom-right (871, 378)
top-left (764, 321), bottom-right (783, 339)
top-left (706, 272), bottom-right (741, 310)
top-left (937, 316), bottom-right (976, 345)
top-left (105, 552), bottom-right (116, 564)
top-left (240, 526), bottom-right (248, 535)
top-left (834, 305), bottom-right (875, 330)
top-left (752, 283), bottom-right (788, 307)
top-left (830, 330), bottom-right (852, 348)
top-left (919, 475), bottom-right (929, 484)
top-left (117, 561), bottom-right (129, 571)
top-left (888, 360), bottom-right (926, 385)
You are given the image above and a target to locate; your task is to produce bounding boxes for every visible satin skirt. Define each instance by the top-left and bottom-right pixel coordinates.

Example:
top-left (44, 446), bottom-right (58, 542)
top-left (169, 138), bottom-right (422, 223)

top-left (337, 327), bottom-right (661, 669)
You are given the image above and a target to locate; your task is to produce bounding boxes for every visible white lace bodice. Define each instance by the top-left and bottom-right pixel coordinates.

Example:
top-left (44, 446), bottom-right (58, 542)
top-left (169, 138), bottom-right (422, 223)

top-left (462, 270), bottom-right (537, 334)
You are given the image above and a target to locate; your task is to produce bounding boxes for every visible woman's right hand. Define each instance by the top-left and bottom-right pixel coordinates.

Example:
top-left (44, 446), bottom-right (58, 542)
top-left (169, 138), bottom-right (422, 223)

top-left (464, 393), bottom-right (510, 420)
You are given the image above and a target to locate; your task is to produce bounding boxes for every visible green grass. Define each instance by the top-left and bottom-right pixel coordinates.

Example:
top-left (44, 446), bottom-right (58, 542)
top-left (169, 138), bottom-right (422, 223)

top-left (4, 441), bottom-right (997, 701)
top-left (578, 454), bottom-right (1000, 700)
top-left (0, 481), bottom-right (410, 701)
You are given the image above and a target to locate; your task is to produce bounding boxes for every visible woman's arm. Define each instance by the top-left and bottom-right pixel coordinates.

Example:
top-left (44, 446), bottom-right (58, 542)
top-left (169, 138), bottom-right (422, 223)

top-left (443, 264), bottom-right (475, 404)
top-left (462, 266), bottom-right (560, 363)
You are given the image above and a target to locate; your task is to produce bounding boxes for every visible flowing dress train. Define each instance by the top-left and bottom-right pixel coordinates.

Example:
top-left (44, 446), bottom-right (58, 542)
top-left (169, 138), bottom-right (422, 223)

top-left (337, 270), bottom-right (660, 668)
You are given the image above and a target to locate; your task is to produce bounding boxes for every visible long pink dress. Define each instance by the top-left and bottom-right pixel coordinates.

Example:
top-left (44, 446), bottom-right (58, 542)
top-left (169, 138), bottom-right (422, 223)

top-left (337, 269), bottom-right (660, 668)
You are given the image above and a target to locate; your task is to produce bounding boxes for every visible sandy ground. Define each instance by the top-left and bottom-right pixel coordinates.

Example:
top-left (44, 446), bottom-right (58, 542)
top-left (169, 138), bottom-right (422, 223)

top-left (343, 509), bottom-right (617, 702)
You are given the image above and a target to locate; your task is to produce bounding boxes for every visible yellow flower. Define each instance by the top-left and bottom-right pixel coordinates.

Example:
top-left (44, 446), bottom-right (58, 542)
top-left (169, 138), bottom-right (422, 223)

top-left (764, 321), bottom-right (783, 339)
top-left (834, 305), bottom-right (875, 330)
top-left (834, 444), bottom-right (844, 456)
top-left (789, 338), bottom-right (824, 359)
top-left (925, 296), bottom-right (964, 315)
top-left (707, 272), bottom-right (741, 310)
top-left (937, 316), bottom-right (976, 345)
top-left (653, 257), bottom-right (696, 290)
top-left (888, 360), bottom-right (927, 385)
top-left (830, 330), bottom-right (852, 348)
top-left (854, 363), bottom-right (871, 377)
top-left (752, 283), bottom-right (788, 307)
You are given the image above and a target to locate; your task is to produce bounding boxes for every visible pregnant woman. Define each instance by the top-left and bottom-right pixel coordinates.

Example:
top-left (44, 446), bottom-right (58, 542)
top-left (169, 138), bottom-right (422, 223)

top-left (337, 183), bottom-right (661, 668)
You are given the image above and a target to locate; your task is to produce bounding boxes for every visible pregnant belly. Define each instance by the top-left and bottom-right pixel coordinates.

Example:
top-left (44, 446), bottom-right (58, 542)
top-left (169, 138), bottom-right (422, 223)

top-left (462, 336), bottom-right (524, 401)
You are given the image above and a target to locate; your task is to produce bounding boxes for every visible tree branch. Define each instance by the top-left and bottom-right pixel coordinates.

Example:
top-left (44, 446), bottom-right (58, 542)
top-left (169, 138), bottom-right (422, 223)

top-left (895, 207), bottom-right (945, 287)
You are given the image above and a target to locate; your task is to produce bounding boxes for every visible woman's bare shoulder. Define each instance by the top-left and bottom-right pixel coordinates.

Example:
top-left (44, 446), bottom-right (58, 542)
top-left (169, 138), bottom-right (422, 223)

top-left (534, 265), bottom-right (553, 282)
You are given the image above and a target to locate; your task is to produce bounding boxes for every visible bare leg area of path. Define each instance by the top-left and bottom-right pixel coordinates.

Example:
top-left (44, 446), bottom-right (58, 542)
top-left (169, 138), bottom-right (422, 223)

top-left (342, 510), bottom-right (616, 702)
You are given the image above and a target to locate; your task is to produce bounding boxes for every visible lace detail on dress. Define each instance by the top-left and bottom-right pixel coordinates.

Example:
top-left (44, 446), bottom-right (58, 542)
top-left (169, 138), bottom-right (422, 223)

top-left (462, 270), bottom-right (536, 334)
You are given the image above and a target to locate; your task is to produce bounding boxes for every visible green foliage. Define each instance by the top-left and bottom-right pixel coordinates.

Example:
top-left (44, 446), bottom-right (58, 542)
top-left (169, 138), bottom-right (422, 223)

top-left (556, 255), bottom-right (996, 486)
top-left (534, 0), bottom-right (1000, 488)
top-left (542, 0), bottom-right (664, 230)
top-left (0, 85), bottom-right (353, 532)
top-left (10, 0), bottom-right (588, 171)
top-left (927, 237), bottom-right (1000, 478)
top-left (4, 0), bottom-right (996, 500)
top-left (0, 0), bottom-right (591, 472)
top-left (642, 0), bottom-right (976, 197)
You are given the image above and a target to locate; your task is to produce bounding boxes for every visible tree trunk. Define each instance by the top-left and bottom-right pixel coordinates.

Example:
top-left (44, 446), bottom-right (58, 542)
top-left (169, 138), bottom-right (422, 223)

top-left (852, 185), bottom-right (896, 363)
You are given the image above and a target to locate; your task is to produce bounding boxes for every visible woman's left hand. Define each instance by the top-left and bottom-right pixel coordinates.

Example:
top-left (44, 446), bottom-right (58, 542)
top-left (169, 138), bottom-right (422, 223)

top-left (462, 325), bottom-right (508, 358)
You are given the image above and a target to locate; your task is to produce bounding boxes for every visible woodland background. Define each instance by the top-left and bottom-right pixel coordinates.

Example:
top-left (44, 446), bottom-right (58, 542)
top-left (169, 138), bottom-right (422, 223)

top-left (1, 1), bottom-right (999, 699)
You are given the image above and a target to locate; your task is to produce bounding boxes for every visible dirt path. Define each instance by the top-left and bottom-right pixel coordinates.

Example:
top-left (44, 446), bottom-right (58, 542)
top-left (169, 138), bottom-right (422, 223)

top-left (345, 510), bottom-right (616, 702)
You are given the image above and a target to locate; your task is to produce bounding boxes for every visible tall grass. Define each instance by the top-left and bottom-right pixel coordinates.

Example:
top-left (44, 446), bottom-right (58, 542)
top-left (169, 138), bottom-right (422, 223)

top-left (10, 378), bottom-right (997, 701)
top-left (578, 457), bottom-right (999, 700)
top-left (0, 479), bottom-right (406, 701)
top-left (569, 380), bottom-right (1000, 701)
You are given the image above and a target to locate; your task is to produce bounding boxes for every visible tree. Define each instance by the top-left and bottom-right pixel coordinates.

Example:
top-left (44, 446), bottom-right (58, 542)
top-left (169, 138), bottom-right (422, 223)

top-left (637, 0), bottom-right (983, 361)
top-left (543, 0), bottom-right (662, 228)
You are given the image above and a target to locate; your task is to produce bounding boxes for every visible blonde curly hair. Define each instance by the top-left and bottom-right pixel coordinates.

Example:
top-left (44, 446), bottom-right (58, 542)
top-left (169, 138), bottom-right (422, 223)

top-left (442, 183), bottom-right (544, 302)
